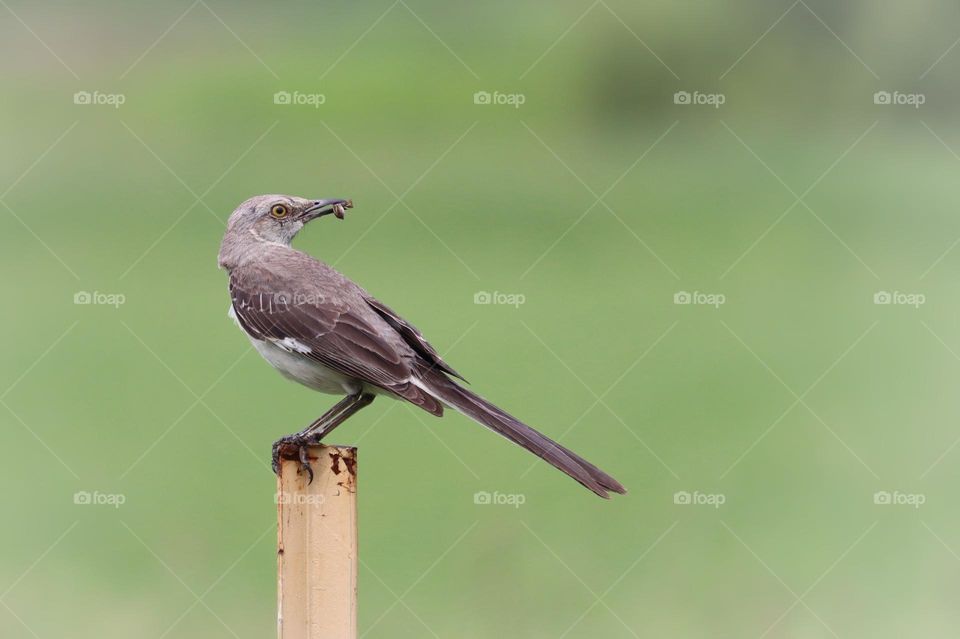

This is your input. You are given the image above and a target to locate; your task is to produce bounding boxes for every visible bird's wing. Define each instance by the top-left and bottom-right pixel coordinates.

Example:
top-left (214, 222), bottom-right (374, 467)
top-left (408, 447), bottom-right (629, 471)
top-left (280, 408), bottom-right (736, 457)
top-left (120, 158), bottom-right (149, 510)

top-left (229, 266), bottom-right (443, 414)
top-left (364, 296), bottom-right (467, 381)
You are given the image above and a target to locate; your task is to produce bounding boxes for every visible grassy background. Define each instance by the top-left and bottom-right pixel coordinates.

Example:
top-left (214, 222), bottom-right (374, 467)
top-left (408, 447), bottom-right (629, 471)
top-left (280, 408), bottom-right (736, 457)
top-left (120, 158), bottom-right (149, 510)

top-left (3, 0), bottom-right (960, 636)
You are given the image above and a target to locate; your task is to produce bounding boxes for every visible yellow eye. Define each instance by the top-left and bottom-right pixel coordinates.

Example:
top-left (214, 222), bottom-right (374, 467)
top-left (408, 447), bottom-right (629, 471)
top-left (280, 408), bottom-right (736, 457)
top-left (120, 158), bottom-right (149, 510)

top-left (270, 204), bottom-right (288, 219)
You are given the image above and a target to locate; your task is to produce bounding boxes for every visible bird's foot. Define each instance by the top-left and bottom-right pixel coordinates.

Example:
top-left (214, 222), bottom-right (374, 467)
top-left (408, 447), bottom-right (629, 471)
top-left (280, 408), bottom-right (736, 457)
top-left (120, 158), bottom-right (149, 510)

top-left (271, 435), bottom-right (321, 484)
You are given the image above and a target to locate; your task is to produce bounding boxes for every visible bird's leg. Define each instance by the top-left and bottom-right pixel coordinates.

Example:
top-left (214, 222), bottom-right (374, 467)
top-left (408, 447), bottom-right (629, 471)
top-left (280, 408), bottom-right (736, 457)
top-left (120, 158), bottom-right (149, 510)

top-left (291, 395), bottom-right (358, 440)
top-left (302, 392), bottom-right (375, 442)
top-left (271, 393), bottom-right (357, 476)
top-left (272, 391), bottom-right (376, 483)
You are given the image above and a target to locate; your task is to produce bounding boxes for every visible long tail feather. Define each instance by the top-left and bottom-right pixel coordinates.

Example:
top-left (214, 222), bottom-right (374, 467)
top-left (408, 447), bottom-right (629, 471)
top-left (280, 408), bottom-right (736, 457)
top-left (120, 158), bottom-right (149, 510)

top-left (415, 368), bottom-right (626, 498)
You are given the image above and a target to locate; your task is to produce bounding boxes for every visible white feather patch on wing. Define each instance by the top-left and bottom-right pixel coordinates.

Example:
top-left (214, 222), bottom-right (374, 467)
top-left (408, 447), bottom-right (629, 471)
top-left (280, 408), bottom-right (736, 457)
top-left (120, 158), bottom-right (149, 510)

top-left (274, 337), bottom-right (312, 354)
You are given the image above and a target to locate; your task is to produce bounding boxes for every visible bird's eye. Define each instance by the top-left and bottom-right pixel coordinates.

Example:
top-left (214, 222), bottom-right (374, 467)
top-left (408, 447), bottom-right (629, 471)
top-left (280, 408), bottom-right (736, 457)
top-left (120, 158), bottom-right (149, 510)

top-left (270, 204), bottom-right (288, 219)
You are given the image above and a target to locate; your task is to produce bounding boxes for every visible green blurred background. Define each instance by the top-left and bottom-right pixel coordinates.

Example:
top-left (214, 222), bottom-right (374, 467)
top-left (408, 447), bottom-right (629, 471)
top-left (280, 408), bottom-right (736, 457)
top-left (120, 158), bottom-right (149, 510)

top-left (3, 0), bottom-right (960, 636)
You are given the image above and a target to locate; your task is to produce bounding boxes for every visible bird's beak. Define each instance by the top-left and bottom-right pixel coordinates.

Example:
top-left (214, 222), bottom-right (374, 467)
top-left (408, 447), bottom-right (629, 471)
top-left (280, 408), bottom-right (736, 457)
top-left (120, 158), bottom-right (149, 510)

top-left (301, 198), bottom-right (353, 222)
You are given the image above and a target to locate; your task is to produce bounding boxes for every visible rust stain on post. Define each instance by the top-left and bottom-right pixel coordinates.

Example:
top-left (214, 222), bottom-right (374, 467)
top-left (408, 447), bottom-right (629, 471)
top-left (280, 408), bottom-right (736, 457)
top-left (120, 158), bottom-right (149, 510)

top-left (277, 445), bottom-right (358, 639)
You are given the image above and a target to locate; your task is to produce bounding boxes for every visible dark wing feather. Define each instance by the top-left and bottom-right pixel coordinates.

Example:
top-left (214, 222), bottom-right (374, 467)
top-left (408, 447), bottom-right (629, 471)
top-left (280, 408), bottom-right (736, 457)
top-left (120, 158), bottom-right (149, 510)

top-left (229, 268), bottom-right (443, 415)
top-left (365, 296), bottom-right (467, 381)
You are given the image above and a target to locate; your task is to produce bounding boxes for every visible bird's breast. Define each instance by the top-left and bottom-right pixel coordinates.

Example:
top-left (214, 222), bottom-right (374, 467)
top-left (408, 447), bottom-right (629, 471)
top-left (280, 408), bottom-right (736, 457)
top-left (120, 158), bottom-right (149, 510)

top-left (228, 304), bottom-right (360, 395)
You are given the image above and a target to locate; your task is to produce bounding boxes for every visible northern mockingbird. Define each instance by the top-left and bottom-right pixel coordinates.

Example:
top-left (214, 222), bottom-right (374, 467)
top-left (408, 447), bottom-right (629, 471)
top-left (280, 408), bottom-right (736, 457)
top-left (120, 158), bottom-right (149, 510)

top-left (218, 194), bottom-right (625, 498)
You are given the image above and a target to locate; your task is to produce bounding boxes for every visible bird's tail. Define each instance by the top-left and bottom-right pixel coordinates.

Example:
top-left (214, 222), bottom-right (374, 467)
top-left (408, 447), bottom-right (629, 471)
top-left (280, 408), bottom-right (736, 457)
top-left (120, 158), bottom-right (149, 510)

top-left (414, 367), bottom-right (626, 498)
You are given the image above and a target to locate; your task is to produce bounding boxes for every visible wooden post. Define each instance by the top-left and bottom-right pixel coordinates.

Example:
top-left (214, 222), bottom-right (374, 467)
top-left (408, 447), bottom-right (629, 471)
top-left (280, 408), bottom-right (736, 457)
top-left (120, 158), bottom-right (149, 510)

top-left (277, 445), bottom-right (358, 639)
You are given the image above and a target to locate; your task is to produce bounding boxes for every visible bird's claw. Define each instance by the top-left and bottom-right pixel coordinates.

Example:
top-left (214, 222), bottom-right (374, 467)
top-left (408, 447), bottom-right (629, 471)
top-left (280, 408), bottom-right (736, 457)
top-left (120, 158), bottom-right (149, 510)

top-left (271, 436), bottom-right (317, 484)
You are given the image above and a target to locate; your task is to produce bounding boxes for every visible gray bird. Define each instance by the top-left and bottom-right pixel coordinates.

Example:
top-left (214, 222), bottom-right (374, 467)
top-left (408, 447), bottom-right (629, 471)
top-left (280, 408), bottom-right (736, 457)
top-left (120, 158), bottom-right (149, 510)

top-left (218, 194), bottom-right (625, 498)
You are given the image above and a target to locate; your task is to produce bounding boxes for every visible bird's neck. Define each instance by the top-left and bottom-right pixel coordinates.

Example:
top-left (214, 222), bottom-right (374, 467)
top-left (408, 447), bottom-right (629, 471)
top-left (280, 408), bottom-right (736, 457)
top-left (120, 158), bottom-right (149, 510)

top-left (218, 229), bottom-right (293, 270)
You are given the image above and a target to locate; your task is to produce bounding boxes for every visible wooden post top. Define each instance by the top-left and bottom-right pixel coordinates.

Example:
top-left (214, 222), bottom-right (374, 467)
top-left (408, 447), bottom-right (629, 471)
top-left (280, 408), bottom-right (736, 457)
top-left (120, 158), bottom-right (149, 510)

top-left (277, 445), bottom-right (358, 639)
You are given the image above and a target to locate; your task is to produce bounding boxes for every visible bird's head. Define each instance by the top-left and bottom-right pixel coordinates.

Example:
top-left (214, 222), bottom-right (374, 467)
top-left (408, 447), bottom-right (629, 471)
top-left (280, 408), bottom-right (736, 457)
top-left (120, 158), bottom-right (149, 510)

top-left (226, 194), bottom-right (352, 244)
top-left (219, 194), bottom-right (352, 268)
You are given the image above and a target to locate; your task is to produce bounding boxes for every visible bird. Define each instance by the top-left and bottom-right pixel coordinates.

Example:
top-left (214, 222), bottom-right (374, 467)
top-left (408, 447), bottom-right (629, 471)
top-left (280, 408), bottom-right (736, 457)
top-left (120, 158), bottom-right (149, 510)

top-left (217, 194), bottom-right (626, 498)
